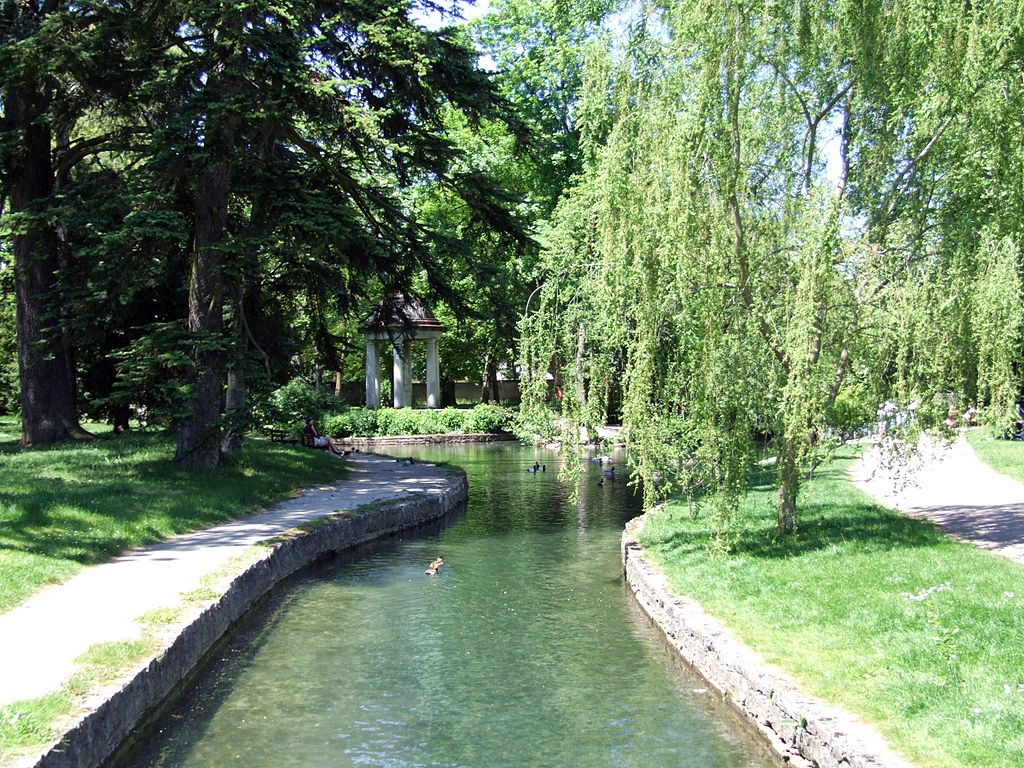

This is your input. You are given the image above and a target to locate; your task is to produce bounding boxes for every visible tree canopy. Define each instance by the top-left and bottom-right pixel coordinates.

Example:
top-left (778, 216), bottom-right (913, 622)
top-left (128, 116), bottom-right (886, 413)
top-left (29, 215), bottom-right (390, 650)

top-left (519, 0), bottom-right (1024, 535)
top-left (0, 0), bottom-right (537, 465)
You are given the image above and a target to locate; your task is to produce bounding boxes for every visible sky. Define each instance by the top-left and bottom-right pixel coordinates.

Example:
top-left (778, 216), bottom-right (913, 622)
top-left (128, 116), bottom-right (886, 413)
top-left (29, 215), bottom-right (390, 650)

top-left (412, 0), bottom-right (491, 30)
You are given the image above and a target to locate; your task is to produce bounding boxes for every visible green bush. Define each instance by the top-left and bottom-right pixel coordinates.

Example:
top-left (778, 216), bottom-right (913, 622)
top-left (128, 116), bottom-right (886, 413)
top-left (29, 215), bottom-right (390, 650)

top-left (318, 405), bottom-right (514, 437)
top-left (463, 403), bottom-right (514, 433)
top-left (512, 404), bottom-right (560, 443)
top-left (321, 409), bottom-right (378, 437)
top-left (376, 408), bottom-right (429, 436)
top-left (257, 379), bottom-right (341, 430)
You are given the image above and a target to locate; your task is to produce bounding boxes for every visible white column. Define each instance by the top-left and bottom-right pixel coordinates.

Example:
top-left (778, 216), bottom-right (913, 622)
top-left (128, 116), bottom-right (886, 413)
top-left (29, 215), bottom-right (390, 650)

top-left (402, 339), bottom-right (413, 407)
top-left (393, 342), bottom-right (407, 408)
top-left (426, 338), bottom-right (440, 408)
top-left (365, 339), bottom-right (380, 410)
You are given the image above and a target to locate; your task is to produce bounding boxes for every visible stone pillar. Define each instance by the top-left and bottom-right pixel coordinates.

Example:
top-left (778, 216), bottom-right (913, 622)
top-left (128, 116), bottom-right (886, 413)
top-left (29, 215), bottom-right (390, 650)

top-left (393, 342), bottom-right (408, 408)
top-left (365, 339), bottom-right (380, 409)
top-left (402, 338), bottom-right (413, 407)
top-left (425, 338), bottom-right (440, 408)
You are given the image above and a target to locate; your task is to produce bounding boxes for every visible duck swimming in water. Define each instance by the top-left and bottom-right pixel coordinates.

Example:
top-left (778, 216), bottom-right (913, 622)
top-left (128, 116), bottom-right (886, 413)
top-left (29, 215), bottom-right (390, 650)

top-left (425, 556), bottom-right (444, 575)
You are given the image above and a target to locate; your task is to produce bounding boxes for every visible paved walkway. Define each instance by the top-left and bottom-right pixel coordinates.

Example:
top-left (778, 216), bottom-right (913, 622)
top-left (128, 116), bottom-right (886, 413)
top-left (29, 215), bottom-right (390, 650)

top-left (851, 432), bottom-right (1024, 563)
top-left (0, 453), bottom-right (451, 706)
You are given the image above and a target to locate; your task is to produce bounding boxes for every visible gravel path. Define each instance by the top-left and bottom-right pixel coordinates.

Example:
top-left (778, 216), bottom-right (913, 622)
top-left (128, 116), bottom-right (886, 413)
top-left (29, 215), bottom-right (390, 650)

top-left (851, 432), bottom-right (1024, 564)
top-left (0, 453), bottom-right (451, 706)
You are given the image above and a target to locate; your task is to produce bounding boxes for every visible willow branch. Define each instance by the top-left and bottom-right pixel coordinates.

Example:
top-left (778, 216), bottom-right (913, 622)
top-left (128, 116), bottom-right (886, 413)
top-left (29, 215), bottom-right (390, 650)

top-left (732, 62), bottom-right (787, 367)
top-left (827, 348), bottom-right (850, 405)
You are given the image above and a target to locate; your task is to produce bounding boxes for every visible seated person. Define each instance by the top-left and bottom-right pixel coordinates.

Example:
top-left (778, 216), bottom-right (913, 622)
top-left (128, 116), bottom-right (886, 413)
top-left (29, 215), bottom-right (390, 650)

top-left (303, 417), bottom-right (346, 456)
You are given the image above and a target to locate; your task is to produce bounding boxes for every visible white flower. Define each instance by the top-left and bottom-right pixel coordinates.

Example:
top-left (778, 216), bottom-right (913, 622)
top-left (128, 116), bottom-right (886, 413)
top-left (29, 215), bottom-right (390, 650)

top-left (903, 582), bottom-right (953, 601)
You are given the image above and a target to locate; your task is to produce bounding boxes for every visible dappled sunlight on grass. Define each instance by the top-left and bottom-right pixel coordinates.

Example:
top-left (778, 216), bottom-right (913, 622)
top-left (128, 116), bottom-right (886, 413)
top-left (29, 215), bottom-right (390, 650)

top-left (639, 447), bottom-right (1024, 768)
top-left (0, 417), bottom-right (345, 614)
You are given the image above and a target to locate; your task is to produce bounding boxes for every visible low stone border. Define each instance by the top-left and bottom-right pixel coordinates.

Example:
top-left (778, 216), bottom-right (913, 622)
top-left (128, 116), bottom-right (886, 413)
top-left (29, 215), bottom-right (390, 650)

top-left (23, 471), bottom-right (467, 768)
top-left (337, 431), bottom-right (517, 446)
top-left (622, 513), bottom-right (914, 768)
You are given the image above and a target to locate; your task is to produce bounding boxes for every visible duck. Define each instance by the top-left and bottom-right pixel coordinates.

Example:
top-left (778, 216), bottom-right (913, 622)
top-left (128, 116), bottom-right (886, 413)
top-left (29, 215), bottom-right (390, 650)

top-left (425, 556), bottom-right (444, 575)
top-left (541, 464), bottom-right (546, 472)
top-left (398, 457), bottom-right (415, 466)
top-left (602, 466), bottom-right (615, 477)
top-left (597, 478), bottom-right (605, 487)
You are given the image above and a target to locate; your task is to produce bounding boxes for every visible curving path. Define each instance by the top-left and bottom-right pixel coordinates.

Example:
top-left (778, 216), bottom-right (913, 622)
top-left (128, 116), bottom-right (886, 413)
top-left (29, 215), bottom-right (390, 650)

top-left (0, 453), bottom-right (452, 707)
top-left (851, 432), bottom-right (1024, 564)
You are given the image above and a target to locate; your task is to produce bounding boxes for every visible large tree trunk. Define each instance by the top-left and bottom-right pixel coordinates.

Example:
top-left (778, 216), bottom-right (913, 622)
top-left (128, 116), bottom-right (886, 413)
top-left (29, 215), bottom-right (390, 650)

top-left (221, 285), bottom-right (247, 454)
top-left (441, 379), bottom-right (457, 408)
top-left (481, 353), bottom-right (500, 404)
top-left (776, 436), bottom-right (799, 534)
top-left (6, 81), bottom-right (81, 446)
top-left (176, 143), bottom-right (235, 468)
top-left (221, 368), bottom-right (246, 453)
top-left (175, 23), bottom-right (242, 469)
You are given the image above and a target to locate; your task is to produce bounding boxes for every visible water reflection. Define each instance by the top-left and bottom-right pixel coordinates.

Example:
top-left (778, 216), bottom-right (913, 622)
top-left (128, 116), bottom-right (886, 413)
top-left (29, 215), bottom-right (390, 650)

top-left (111, 444), bottom-right (776, 768)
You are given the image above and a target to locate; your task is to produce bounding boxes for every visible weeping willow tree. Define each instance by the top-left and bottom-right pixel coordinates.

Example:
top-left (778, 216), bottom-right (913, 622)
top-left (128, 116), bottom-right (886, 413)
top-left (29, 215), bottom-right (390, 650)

top-left (520, 0), bottom-right (1024, 536)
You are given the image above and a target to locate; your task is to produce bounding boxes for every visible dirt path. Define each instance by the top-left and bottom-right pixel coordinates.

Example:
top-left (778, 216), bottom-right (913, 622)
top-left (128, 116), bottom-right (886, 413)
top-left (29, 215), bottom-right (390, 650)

top-left (851, 432), bottom-right (1024, 564)
top-left (0, 453), bottom-right (451, 706)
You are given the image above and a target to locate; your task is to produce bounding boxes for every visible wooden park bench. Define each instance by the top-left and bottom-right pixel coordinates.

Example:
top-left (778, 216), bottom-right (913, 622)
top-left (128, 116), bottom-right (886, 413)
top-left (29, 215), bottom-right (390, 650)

top-left (266, 427), bottom-right (298, 445)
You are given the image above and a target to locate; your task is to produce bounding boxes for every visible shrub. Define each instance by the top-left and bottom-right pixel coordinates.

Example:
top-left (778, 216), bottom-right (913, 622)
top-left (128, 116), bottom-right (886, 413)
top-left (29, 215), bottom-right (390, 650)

top-left (257, 379), bottom-right (341, 430)
top-left (376, 408), bottom-right (429, 436)
top-left (317, 405), bottom-right (514, 437)
top-left (512, 404), bottom-right (560, 443)
top-left (321, 409), bottom-right (378, 437)
top-left (463, 404), bottom-right (514, 433)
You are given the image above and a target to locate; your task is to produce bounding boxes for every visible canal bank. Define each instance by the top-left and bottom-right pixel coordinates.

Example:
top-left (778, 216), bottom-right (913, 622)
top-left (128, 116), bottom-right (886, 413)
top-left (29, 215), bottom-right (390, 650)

top-left (108, 444), bottom-right (780, 768)
top-left (1, 454), bottom-right (466, 768)
top-left (623, 512), bottom-right (914, 768)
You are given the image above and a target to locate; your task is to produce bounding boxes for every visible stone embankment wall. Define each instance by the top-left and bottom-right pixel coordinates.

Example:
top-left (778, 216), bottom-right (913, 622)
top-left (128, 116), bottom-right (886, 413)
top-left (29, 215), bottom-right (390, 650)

top-left (29, 472), bottom-right (467, 768)
top-left (622, 513), bottom-right (915, 768)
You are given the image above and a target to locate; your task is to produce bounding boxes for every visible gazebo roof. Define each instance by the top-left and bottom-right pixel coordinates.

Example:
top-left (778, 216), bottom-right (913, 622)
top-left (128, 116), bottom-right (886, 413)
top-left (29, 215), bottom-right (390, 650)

top-left (360, 293), bottom-right (447, 335)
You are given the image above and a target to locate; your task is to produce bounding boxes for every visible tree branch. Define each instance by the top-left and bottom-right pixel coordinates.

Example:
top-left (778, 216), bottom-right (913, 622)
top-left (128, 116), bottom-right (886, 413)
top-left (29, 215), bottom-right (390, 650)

top-left (734, 54), bottom-right (786, 367)
top-left (827, 348), bottom-right (849, 405)
top-left (836, 88), bottom-right (853, 200)
top-left (55, 128), bottom-right (149, 174)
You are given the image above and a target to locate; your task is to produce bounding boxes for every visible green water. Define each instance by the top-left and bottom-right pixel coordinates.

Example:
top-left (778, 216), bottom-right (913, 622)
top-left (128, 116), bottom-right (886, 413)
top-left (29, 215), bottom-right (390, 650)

top-left (114, 445), bottom-right (777, 768)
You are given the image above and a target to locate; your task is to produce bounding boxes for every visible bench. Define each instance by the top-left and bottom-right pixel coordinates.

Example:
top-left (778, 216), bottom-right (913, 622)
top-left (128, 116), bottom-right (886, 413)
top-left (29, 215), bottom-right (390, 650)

top-left (267, 428), bottom-right (298, 445)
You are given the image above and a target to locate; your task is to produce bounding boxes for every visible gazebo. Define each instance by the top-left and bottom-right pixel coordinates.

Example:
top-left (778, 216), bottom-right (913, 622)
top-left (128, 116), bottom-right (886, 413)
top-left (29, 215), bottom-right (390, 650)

top-left (360, 293), bottom-right (446, 409)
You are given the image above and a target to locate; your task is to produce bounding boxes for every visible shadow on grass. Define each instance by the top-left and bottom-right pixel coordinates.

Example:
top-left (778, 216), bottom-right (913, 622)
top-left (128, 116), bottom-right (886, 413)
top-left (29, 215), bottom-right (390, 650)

top-left (649, 463), bottom-right (950, 560)
top-left (0, 432), bottom-right (343, 567)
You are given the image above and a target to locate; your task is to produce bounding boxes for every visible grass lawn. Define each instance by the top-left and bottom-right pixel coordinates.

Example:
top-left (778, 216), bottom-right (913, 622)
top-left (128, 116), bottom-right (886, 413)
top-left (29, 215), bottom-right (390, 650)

top-left (0, 416), bottom-right (346, 615)
top-left (639, 447), bottom-right (1024, 768)
top-left (966, 428), bottom-right (1024, 485)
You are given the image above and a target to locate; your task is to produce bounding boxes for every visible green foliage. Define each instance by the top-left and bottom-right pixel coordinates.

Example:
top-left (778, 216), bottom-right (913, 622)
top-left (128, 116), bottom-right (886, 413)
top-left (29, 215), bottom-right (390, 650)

top-left (321, 408), bottom-right (379, 438)
top-left (520, 0), bottom-right (1024, 537)
top-left (257, 379), bottom-right (343, 430)
top-left (1, 0), bottom-right (533, 456)
top-left (461, 403), bottom-right (514, 433)
top-left (512, 401), bottom-right (561, 444)
top-left (640, 448), bottom-right (1024, 768)
top-left (973, 232), bottom-right (1024, 433)
top-left (320, 405), bottom-right (513, 437)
